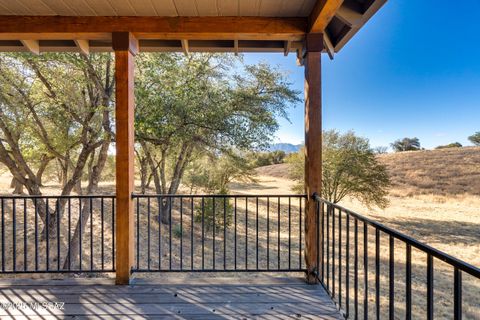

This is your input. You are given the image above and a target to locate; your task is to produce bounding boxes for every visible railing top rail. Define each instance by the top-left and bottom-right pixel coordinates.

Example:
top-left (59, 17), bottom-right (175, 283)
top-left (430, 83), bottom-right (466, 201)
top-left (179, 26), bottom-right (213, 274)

top-left (132, 194), bottom-right (308, 198)
top-left (0, 194), bottom-right (307, 199)
top-left (314, 195), bottom-right (480, 279)
top-left (0, 194), bottom-right (116, 199)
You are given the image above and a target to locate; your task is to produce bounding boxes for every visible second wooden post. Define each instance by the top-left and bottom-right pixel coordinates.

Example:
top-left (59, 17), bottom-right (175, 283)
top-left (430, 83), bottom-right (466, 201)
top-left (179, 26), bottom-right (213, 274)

top-left (304, 33), bottom-right (323, 284)
top-left (113, 32), bottom-right (137, 285)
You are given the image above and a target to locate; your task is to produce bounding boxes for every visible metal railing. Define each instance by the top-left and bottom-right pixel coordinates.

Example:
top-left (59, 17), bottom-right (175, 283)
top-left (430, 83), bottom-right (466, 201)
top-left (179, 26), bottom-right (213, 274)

top-left (0, 195), bottom-right (115, 273)
top-left (314, 195), bottom-right (480, 320)
top-left (132, 194), bottom-right (307, 272)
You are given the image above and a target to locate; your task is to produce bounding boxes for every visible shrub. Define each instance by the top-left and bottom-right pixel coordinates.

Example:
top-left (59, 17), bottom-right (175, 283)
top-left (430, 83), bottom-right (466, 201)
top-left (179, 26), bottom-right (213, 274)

top-left (194, 195), bottom-right (233, 233)
top-left (172, 225), bottom-right (183, 238)
top-left (436, 142), bottom-right (462, 149)
top-left (391, 137), bottom-right (421, 152)
top-left (468, 132), bottom-right (480, 146)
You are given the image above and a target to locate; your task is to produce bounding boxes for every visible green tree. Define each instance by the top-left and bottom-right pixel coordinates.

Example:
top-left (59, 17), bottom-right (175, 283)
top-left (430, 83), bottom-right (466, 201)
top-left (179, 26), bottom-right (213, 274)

top-left (135, 53), bottom-right (300, 223)
top-left (391, 137), bottom-right (421, 152)
top-left (436, 142), bottom-right (462, 149)
top-left (468, 132), bottom-right (480, 146)
top-left (287, 130), bottom-right (391, 208)
top-left (0, 52), bottom-right (114, 268)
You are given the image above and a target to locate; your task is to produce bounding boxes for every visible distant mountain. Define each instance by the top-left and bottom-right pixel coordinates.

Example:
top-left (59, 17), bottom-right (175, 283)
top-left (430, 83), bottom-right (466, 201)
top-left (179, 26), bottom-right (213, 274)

top-left (269, 143), bottom-right (302, 153)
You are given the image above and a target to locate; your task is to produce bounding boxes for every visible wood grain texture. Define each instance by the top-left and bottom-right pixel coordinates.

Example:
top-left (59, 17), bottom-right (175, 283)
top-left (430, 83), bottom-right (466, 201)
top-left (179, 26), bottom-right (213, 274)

top-left (309, 0), bottom-right (344, 32)
top-left (114, 33), bottom-right (136, 285)
top-left (304, 34), bottom-right (323, 283)
top-left (0, 16), bottom-right (307, 41)
top-left (0, 277), bottom-right (341, 319)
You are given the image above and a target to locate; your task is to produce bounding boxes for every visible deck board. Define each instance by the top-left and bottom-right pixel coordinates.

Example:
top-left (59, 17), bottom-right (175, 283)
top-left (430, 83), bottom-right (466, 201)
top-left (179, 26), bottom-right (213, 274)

top-left (0, 277), bottom-right (342, 319)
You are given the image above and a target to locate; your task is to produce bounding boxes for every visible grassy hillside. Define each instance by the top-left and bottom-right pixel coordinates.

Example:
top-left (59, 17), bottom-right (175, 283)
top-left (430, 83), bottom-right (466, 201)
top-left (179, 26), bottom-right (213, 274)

top-left (378, 146), bottom-right (480, 196)
top-left (257, 146), bottom-right (480, 197)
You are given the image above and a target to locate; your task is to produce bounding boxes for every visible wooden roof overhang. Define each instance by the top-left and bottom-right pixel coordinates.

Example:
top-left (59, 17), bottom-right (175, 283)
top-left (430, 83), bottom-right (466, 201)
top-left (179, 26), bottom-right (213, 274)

top-left (0, 0), bottom-right (386, 58)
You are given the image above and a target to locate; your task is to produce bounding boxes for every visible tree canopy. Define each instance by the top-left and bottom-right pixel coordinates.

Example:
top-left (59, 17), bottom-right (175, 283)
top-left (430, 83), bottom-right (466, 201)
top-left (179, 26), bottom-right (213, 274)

top-left (391, 137), bottom-right (421, 152)
top-left (468, 132), bottom-right (480, 146)
top-left (134, 53), bottom-right (300, 220)
top-left (287, 130), bottom-right (391, 208)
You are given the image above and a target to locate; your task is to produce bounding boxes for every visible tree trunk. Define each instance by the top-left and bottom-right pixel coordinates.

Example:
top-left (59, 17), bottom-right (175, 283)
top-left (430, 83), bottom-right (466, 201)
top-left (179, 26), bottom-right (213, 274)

top-left (62, 114), bottom-right (112, 270)
top-left (10, 177), bottom-right (24, 194)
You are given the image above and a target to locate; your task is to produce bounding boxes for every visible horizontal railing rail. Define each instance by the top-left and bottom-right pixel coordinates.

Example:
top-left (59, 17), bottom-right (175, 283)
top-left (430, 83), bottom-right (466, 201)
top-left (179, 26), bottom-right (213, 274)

top-left (132, 194), bottom-right (307, 272)
top-left (314, 195), bottom-right (480, 320)
top-left (0, 195), bottom-right (115, 273)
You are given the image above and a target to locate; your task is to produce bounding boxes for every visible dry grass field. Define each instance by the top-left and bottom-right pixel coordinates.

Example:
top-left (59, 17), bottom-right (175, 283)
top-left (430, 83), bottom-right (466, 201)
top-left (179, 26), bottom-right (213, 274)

top-left (377, 146), bottom-right (480, 197)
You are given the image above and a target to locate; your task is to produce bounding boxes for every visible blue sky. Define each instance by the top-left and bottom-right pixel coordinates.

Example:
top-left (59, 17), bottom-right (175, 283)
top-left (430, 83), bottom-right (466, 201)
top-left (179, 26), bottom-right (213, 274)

top-left (244, 1), bottom-right (480, 150)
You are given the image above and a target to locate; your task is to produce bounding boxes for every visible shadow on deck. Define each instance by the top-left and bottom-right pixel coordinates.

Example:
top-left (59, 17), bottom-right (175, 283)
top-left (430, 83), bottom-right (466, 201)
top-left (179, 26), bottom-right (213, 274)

top-left (0, 276), bottom-right (342, 319)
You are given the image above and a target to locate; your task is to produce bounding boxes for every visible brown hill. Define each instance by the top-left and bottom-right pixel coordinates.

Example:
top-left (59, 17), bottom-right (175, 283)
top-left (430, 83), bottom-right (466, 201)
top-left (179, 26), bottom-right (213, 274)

top-left (256, 146), bottom-right (480, 197)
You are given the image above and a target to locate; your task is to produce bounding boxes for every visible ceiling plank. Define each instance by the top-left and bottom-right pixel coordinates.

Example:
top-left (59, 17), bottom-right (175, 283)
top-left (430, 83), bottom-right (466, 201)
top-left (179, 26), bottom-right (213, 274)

top-left (74, 39), bottom-right (90, 54)
top-left (308, 0), bottom-right (344, 32)
top-left (174, 0), bottom-right (198, 16)
top-left (20, 39), bottom-right (40, 54)
top-left (195, 0), bottom-right (218, 16)
top-left (0, 16), bottom-right (307, 41)
top-left (238, 0), bottom-right (260, 16)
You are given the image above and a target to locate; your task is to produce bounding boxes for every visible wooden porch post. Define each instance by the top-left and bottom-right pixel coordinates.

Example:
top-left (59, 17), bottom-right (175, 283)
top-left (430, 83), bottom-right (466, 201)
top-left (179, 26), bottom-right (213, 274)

top-left (304, 33), bottom-right (323, 284)
top-left (113, 32), bottom-right (137, 285)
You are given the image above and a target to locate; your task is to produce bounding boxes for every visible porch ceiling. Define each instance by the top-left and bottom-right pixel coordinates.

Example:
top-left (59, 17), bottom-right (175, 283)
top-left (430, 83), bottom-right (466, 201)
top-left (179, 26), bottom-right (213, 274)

top-left (0, 0), bottom-right (317, 17)
top-left (0, 0), bottom-right (386, 55)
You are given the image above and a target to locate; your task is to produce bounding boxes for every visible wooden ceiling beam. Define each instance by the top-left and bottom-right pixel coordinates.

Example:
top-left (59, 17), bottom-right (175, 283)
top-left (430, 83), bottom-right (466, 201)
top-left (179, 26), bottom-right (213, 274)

top-left (0, 16), bottom-right (307, 41)
top-left (20, 39), bottom-right (39, 54)
top-left (335, 0), bottom-right (363, 27)
top-left (323, 32), bottom-right (334, 60)
top-left (308, 0), bottom-right (344, 33)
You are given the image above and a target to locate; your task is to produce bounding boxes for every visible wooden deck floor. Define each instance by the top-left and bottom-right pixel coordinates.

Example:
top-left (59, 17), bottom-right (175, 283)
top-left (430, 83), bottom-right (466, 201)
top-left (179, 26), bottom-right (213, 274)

top-left (0, 276), bottom-right (342, 319)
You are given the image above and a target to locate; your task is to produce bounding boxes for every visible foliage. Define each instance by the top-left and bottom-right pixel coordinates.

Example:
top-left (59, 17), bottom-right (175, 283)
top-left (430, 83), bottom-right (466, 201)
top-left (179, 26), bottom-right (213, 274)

top-left (0, 53), bottom-right (114, 197)
top-left (286, 149), bottom-right (304, 194)
top-left (185, 153), bottom-right (256, 194)
top-left (287, 130), bottom-right (391, 208)
top-left (194, 190), bottom-right (234, 233)
top-left (185, 153), bottom-right (254, 231)
top-left (468, 132), bottom-right (480, 146)
top-left (0, 52), bottom-right (114, 268)
top-left (391, 137), bottom-right (421, 152)
top-left (134, 53), bottom-right (299, 224)
top-left (248, 150), bottom-right (286, 167)
top-left (436, 142), bottom-right (462, 149)
top-left (172, 224), bottom-right (183, 239)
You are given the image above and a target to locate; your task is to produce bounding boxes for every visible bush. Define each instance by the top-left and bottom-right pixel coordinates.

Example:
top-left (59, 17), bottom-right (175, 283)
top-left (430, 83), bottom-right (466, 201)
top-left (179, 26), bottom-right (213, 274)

top-left (249, 151), bottom-right (286, 167)
top-left (172, 225), bottom-right (183, 238)
top-left (436, 142), bottom-right (462, 149)
top-left (468, 132), bottom-right (480, 146)
top-left (194, 196), bottom-right (233, 233)
top-left (391, 137), bottom-right (421, 152)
